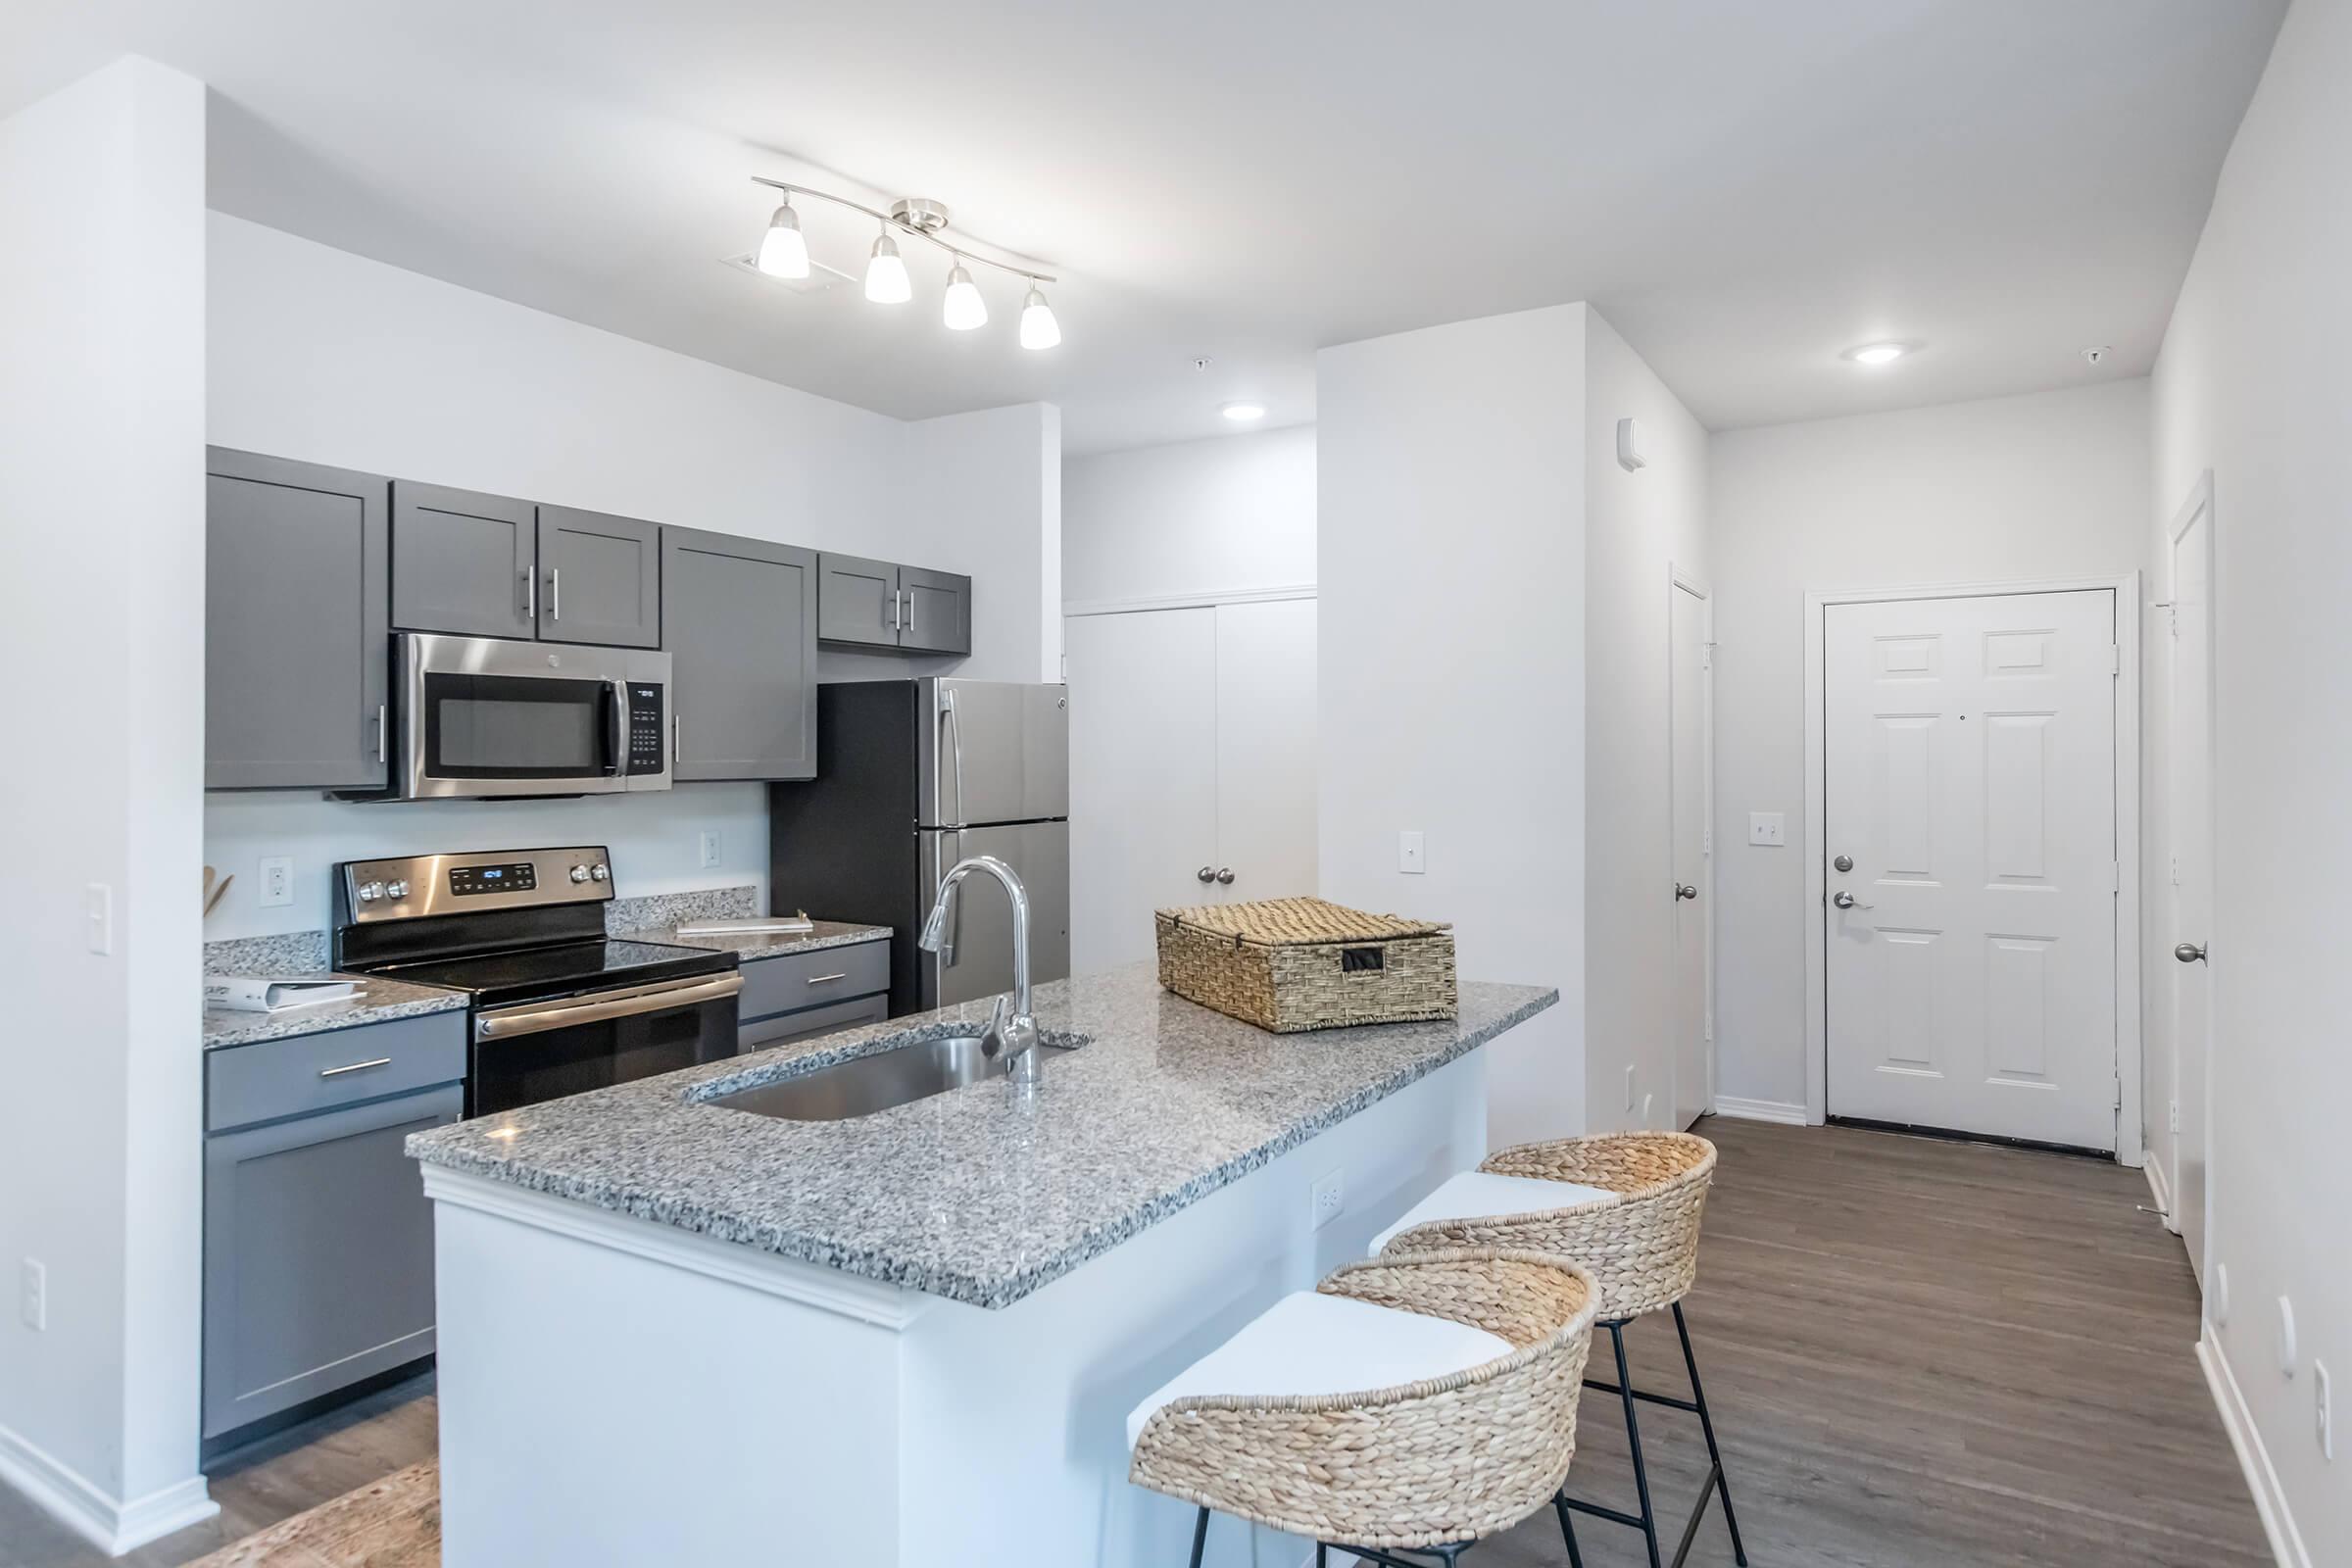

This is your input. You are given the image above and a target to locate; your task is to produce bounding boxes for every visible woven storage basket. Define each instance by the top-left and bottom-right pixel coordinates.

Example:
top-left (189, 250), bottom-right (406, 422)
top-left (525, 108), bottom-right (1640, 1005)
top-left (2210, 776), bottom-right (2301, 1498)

top-left (1129, 1249), bottom-right (1599, 1550)
top-left (1154, 896), bottom-right (1457, 1032)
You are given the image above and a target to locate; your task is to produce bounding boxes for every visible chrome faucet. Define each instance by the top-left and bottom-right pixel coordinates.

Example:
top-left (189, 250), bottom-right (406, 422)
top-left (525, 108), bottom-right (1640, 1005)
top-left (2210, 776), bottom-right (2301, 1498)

top-left (917, 855), bottom-right (1042, 1089)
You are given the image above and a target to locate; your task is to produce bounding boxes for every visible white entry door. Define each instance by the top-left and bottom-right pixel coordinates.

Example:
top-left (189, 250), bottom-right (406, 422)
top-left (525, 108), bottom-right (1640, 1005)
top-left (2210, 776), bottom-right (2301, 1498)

top-left (1823, 590), bottom-right (2119, 1150)
top-left (2168, 496), bottom-right (2215, 1279)
top-left (1065, 599), bottom-right (1319, 977)
top-left (1670, 579), bottom-right (1712, 1130)
top-left (1066, 607), bottom-right (1220, 975)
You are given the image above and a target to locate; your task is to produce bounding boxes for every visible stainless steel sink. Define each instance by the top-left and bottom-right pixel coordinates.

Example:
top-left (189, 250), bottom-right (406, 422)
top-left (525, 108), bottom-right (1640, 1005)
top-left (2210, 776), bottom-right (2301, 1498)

top-left (705, 1033), bottom-right (1082, 1122)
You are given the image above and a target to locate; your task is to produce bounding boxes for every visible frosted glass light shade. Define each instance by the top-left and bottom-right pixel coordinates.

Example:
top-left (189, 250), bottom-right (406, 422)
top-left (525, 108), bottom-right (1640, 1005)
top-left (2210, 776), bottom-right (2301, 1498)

top-left (756, 203), bottom-right (808, 279)
top-left (1018, 285), bottom-right (1061, 350)
top-left (864, 232), bottom-right (912, 304)
top-left (943, 264), bottom-right (987, 330)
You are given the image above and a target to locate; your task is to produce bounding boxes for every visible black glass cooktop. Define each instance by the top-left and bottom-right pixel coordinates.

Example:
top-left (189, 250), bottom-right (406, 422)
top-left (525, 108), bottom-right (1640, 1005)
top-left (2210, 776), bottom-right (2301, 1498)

top-left (361, 938), bottom-right (733, 1007)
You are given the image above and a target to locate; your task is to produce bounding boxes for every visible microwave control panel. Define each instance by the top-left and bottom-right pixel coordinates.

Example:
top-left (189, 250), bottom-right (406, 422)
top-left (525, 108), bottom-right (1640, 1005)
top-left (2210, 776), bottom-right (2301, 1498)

top-left (625, 684), bottom-right (666, 776)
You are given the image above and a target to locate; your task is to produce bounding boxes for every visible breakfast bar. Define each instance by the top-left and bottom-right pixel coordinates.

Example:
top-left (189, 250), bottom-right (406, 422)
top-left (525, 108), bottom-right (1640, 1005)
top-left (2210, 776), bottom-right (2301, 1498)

top-left (409, 963), bottom-right (1555, 1567)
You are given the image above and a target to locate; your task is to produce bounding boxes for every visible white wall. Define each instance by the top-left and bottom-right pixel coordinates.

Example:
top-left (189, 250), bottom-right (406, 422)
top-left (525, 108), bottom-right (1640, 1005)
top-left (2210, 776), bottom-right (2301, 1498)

top-left (1707, 381), bottom-right (2150, 1113)
top-left (1318, 305), bottom-right (1588, 1149)
top-left (0, 57), bottom-right (213, 1549)
top-left (204, 215), bottom-right (1060, 938)
top-left (1063, 426), bottom-right (1316, 606)
top-left (1583, 311), bottom-right (1710, 1133)
top-left (2148, 1), bottom-right (2348, 1556)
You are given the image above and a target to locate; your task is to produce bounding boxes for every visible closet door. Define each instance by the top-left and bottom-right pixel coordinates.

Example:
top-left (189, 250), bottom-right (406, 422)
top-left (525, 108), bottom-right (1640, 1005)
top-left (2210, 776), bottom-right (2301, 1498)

top-left (1065, 608), bottom-right (1220, 976)
top-left (1210, 599), bottom-right (1319, 904)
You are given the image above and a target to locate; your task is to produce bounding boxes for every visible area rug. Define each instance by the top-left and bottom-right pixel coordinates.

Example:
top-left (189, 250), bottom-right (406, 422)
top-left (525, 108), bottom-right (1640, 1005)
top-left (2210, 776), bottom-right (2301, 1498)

top-left (187, 1458), bottom-right (440, 1568)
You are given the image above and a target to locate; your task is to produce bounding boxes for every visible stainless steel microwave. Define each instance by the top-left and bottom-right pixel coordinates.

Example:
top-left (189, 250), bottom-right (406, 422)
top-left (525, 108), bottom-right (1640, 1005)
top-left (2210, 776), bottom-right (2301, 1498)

top-left (364, 633), bottom-right (672, 800)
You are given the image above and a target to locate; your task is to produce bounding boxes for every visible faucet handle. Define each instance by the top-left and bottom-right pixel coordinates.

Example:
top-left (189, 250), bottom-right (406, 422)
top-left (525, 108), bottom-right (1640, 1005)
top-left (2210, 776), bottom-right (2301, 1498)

top-left (982, 993), bottom-right (1011, 1056)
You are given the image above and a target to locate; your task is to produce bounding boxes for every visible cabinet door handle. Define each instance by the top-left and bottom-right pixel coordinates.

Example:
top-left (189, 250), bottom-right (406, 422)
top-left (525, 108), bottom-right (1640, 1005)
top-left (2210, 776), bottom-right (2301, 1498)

top-left (549, 566), bottom-right (561, 620)
top-left (521, 567), bottom-right (536, 621)
top-left (318, 1056), bottom-right (393, 1079)
top-left (373, 703), bottom-right (387, 761)
top-left (806, 972), bottom-right (848, 986)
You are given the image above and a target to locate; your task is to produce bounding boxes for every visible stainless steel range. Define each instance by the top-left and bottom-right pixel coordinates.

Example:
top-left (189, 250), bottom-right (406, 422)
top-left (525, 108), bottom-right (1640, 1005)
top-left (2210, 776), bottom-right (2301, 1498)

top-left (332, 846), bottom-right (742, 1116)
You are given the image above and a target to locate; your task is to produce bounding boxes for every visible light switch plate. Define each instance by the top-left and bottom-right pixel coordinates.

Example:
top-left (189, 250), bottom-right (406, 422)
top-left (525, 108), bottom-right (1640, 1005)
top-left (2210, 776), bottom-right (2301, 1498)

top-left (1397, 831), bottom-right (1426, 875)
top-left (259, 855), bottom-right (294, 907)
top-left (84, 883), bottom-right (112, 956)
top-left (1748, 812), bottom-right (1786, 847)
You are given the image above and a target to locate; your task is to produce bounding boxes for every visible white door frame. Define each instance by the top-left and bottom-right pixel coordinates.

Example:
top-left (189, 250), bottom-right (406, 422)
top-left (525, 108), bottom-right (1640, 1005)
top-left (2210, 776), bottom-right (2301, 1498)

top-left (1669, 563), bottom-right (1717, 1115)
top-left (1801, 571), bottom-right (2143, 1164)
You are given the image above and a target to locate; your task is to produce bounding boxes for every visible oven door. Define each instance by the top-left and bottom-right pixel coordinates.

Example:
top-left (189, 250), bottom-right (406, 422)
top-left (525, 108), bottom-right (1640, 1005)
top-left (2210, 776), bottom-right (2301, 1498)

top-left (468, 971), bottom-right (743, 1117)
top-left (397, 633), bottom-right (639, 799)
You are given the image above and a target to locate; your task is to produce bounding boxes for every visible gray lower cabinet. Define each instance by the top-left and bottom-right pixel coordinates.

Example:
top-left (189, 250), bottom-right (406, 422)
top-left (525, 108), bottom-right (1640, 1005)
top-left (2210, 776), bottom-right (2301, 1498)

top-left (202, 1016), bottom-right (465, 1443)
top-left (205, 449), bottom-right (391, 791)
top-left (535, 505), bottom-right (661, 648)
top-left (662, 526), bottom-right (818, 780)
top-left (817, 553), bottom-right (971, 656)
top-left (391, 480), bottom-right (536, 639)
top-left (736, 940), bottom-right (891, 1051)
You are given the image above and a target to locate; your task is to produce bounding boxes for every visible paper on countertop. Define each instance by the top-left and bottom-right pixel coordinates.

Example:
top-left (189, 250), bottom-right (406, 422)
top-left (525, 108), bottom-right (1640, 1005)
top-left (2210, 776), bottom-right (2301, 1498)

top-left (204, 975), bottom-right (363, 1013)
top-left (673, 915), bottom-right (817, 937)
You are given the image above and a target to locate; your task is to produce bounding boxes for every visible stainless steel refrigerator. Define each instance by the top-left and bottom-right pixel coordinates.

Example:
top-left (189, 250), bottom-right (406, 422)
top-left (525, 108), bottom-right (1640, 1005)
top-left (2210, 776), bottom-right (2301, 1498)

top-left (768, 679), bottom-right (1070, 1015)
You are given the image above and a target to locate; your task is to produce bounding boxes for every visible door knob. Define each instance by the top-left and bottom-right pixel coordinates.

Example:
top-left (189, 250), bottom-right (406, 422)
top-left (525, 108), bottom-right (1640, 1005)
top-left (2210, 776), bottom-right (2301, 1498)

top-left (1833, 855), bottom-right (1854, 873)
top-left (1833, 891), bottom-right (1873, 910)
top-left (1215, 867), bottom-right (1236, 885)
top-left (2175, 942), bottom-right (2208, 964)
top-left (1197, 866), bottom-right (1217, 884)
top-left (1675, 883), bottom-right (1698, 901)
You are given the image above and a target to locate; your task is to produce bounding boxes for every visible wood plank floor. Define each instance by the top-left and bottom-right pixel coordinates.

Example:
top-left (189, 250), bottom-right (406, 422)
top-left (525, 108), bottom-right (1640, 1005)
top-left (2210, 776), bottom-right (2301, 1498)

top-left (0, 1118), bottom-right (2264, 1567)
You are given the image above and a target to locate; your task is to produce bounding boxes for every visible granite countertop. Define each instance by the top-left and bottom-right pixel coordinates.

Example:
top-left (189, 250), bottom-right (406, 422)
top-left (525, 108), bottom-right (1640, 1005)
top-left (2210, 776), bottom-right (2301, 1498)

top-left (202, 973), bottom-right (468, 1051)
top-left (407, 965), bottom-right (1556, 1309)
top-left (612, 918), bottom-right (891, 962)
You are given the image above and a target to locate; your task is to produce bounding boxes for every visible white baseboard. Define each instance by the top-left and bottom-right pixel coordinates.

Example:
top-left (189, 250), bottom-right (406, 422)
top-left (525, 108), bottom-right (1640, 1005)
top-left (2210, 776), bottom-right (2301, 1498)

top-left (1709, 1096), bottom-right (1809, 1127)
top-left (0, 1419), bottom-right (217, 1555)
top-left (2197, 1332), bottom-right (2311, 1568)
top-left (2143, 1152), bottom-right (2177, 1232)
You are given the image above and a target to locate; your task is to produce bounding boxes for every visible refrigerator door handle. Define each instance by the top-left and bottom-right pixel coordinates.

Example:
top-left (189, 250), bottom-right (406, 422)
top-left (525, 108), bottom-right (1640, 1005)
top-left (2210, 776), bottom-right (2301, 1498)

top-left (940, 686), bottom-right (967, 830)
top-left (939, 825), bottom-right (961, 966)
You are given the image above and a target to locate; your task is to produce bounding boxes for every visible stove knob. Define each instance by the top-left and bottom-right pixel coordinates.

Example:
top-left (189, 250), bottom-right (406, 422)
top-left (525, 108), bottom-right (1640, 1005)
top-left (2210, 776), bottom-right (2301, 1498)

top-left (385, 880), bottom-right (410, 900)
top-left (356, 881), bottom-right (385, 904)
top-left (589, 863), bottom-right (610, 882)
top-left (569, 865), bottom-right (592, 884)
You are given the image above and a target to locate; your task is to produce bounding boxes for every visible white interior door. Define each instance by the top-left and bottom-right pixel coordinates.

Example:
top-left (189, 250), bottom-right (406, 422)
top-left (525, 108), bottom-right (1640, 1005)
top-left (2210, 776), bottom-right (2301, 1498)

top-left (1671, 580), bottom-right (1712, 1130)
top-left (1823, 590), bottom-right (2119, 1150)
top-left (1211, 599), bottom-right (1319, 905)
top-left (2168, 501), bottom-right (2214, 1278)
top-left (1065, 608), bottom-right (1219, 975)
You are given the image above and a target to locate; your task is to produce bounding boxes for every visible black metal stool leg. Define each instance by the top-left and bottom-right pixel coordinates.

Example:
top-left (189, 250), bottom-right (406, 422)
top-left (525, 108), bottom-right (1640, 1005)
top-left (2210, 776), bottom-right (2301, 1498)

top-left (1188, 1504), bottom-right (1209, 1568)
top-left (1555, 1490), bottom-right (1586, 1568)
top-left (1673, 1303), bottom-right (1748, 1568)
top-left (1316, 1545), bottom-right (1329, 1568)
top-left (1611, 1321), bottom-right (1666, 1568)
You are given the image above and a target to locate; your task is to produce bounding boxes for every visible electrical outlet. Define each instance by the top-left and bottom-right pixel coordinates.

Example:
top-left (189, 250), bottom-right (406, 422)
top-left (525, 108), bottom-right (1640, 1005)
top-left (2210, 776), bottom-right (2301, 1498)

top-left (259, 855), bottom-right (294, 907)
top-left (1310, 1170), bottom-right (1346, 1230)
top-left (1747, 812), bottom-right (1786, 847)
top-left (699, 830), bottom-right (721, 869)
top-left (1397, 831), bottom-right (1426, 875)
top-left (2318, 1361), bottom-right (2334, 1460)
top-left (20, 1259), bottom-right (45, 1332)
top-left (1625, 1064), bottom-right (1637, 1112)
top-left (83, 884), bottom-right (112, 956)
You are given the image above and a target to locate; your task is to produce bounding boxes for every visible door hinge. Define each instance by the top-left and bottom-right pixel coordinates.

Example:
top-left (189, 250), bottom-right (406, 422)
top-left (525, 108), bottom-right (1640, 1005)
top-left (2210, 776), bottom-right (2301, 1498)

top-left (1702, 643), bottom-right (1715, 670)
top-left (2108, 644), bottom-right (2122, 675)
top-left (2114, 1075), bottom-right (2125, 1112)
top-left (2110, 859), bottom-right (2120, 894)
top-left (1701, 827), bottom-right (1712, 856)
top-left (2170, 853), bottom-right (2181, 887)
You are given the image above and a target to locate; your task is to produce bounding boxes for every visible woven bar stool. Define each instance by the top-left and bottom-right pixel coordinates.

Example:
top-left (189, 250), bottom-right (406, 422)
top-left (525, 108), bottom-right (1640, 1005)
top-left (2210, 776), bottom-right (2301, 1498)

top-left (1374, 1132), bottom-right (1745, 1568)
top-left (1128, 1249), bottom-right (1599, 1566)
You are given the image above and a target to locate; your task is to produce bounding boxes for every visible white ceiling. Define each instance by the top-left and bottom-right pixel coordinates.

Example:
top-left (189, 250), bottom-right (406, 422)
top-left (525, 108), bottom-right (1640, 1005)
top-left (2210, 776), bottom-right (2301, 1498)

top-left (6, 0), bottom-right (2285, 454)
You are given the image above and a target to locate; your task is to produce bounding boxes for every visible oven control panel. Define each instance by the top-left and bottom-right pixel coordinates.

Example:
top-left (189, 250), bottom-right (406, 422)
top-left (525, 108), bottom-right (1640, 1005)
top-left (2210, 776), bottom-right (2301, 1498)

top-left (625, 683), bottom-right (666, 776)
top-left (447, 860), bottom-right (539, 898)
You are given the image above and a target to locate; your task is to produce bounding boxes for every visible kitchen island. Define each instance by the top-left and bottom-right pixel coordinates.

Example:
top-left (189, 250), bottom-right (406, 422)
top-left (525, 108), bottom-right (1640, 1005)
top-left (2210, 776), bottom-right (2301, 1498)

top-left (409, 962), bottom-right (1556, 1567)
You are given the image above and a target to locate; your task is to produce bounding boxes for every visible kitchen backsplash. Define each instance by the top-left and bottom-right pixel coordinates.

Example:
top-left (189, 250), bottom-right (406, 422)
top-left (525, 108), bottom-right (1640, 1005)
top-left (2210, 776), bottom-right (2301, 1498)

top-left (202, 885), bottom-right (762, 974)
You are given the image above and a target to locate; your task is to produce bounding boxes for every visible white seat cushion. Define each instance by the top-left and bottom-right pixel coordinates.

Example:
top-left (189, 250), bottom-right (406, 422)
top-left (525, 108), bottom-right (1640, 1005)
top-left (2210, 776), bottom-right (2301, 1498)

top-left (1367, 1170), bottom-right (1618, 1256)
top-left (1125, 1290), bottom-right (1511, 1449)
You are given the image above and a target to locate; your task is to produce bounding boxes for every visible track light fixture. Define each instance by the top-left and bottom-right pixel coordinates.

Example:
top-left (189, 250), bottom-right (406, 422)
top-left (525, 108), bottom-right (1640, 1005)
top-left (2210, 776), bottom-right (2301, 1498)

top-left (748, 177), bottom-right (1061, 347)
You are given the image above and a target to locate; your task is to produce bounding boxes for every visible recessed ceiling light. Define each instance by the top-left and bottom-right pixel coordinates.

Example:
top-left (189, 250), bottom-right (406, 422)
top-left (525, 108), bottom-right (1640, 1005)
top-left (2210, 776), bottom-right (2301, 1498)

top-left (1841, 341), bottom-right (1916, 367)
top-left (1221, 400), bottom-right (1268, 422)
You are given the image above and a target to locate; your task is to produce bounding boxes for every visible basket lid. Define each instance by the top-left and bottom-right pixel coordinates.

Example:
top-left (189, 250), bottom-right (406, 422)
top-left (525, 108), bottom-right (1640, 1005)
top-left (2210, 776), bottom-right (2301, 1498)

top-left (1157, 896), bottom-right (1449, 947)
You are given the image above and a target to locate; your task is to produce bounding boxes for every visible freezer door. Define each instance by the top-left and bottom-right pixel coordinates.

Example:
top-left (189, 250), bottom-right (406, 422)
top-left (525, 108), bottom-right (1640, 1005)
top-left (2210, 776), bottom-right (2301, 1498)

top-left (918, 680), bottom-right (1069, 827)
top-left (917, 822), bottom-right (1072, 1009)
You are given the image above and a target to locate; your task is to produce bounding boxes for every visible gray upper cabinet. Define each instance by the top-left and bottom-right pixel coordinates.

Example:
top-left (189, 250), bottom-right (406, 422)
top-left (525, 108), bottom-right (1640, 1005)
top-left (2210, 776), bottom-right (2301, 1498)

top-left (537, 505), bottom-right (660, 648)
top-left (206, 449), bottom-right (391, 791)
top-left (662, 526), bottom-right (818, 780)
top-left (816, 552), bottom-right (901, 648)
top-left (898, 564), bottom-right (971, 656)
top-left (818, 552), bottom-right (972, 656)
top-left (391, 480), bottom-right (536, 639)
